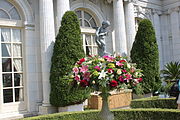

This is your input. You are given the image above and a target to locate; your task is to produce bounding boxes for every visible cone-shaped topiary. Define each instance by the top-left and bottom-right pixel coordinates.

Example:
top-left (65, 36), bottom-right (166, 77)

top-left (130, 19), bottom-right (161, 93)
top-left (50, 11), bottom-right (90, 107)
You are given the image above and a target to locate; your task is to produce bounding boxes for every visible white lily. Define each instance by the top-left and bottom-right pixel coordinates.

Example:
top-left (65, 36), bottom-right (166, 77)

top-left (98, 70), bottom-right (107, 79)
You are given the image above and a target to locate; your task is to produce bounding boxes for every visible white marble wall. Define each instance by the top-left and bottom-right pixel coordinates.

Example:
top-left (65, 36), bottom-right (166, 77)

top-left (6, 0), bottom-right (179, 115)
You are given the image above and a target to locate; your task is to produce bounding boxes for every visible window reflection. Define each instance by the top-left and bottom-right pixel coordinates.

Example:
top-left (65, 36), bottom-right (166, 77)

top-left (3, 74), bottom-right (12, 87)
top-left (2, 58), bottom-right (12, 72)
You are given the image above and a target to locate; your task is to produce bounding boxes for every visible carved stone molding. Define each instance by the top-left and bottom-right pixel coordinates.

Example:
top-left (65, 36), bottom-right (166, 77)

top-left (89, 0), bottom-right (98, 4)
top-left (168, 7), bottom-right (180, 14)
top-left (152, 9), bottom-right (162, 15)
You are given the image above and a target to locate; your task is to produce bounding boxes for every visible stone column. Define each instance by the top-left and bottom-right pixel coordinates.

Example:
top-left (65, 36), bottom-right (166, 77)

top-left (39, 0), bottom-right (57, 114)
top-left (56, 0), bottom-right (70, 31)
top-left (152, 9), bottom-right (163, 69)
top-left (113, 0), bottom-right (127, 56)
top-left (169, 7), bottom-right (180, 61)
top-left (124, 0), bottom-right (136, 57)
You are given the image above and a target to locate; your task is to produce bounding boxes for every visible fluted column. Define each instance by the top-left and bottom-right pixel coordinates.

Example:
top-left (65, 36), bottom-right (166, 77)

top-left (39, 0), bottom-right (57, 114)
top-left (169, 7), bottom-right (180, 61)
top-left (113, 0), bottom-right (127, 56)
top-left (124, 0), bottom-right (136, 57)
top-left (153, 9), bottom-right (162, 69)
top-left (56, 0), bottom-right (70, 31)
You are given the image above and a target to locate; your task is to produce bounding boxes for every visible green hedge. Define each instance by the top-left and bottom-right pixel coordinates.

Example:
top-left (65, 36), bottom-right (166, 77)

top-left (21, 109), bottom-right (180, 120)
top-left (131, 97), bottom-right (177, 109)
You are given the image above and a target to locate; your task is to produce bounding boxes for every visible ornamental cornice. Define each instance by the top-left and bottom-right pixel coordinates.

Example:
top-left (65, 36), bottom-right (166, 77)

top-left (152, 9), bottom-right (162, 15)
top-left (168, 7), bottom-right (180, 14)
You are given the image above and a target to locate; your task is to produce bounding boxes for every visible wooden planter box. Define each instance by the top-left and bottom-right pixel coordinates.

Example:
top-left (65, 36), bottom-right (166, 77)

top-left (88, 90), bottom-right (132, 109)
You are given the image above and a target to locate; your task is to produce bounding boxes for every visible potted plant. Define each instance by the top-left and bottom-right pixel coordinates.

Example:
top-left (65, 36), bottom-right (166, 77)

top-left (68, 55), bottom-right (143, 120)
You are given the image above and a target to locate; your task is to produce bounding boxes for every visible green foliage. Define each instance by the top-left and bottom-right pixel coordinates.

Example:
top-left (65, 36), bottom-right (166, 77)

top-left (50, 11), bottom-right (90, 107)
top-left (130, 19), bottom-right (161, 93)
top-left (22, 109), bottom-right (180, 120)
top-left (161, 62), bottom-right (180, 81)
top-left (130, 97), bottom-right (177, 109)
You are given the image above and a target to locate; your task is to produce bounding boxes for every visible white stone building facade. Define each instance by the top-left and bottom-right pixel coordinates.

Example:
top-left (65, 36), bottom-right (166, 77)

top-left (0, 0), bottom-right (180, 118)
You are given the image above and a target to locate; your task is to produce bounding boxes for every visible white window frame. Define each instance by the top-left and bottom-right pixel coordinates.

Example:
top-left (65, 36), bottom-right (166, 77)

top-left (76, 9), bottom-right (98, 55)
top-left (0, 0), bottom-right (25, 113)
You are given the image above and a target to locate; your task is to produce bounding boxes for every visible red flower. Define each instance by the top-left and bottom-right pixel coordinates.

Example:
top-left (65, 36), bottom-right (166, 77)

top-left (118, 76), bottom-right (124, 82)
top-left (110, 80), bottom-right (118, 87)
top-left (107, 69), bottom-right (114, 73)
top-left (122, 69), bottom-right (127, 73)
top-left (138, 78), bottom-right (143, 82)
top-left (77, 58), bottom-right (85, 65)
top-left (80, 80), bottom-right (89, 87)
top-left (120, 60), bottom-right (126, 63)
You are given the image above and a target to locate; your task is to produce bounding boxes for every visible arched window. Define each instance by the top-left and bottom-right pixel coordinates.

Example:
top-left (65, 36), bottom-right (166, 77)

top-left (0, 0), bottom-right (21, 20)
top-left (75, 9), bottom-right (98, 55)
top-left (0, 0), bottom-right (23, 105)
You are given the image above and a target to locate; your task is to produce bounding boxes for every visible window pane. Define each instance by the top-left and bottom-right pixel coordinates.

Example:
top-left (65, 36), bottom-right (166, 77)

top-left (12, 29), bottom-right (21, 42)
top-left (2, 58), bottom-right (12, 72)
top-left (13, 59), bottom-right (22, 72)
top-left (13, 44), bottom-right (22, 57)
top-left (88, 47), bottom-right (92, 55)
top-left (1, 43), bottom-right (11, 57)
top-left (0, 0), bottom-right (13, 12)
top-left (93, 47), bottom-right (98, 55)
top-left (3, 74), bottom-right (12, 87)
top-left (9, 7), bottom-right (20, 20)
top-left (84, 11), bottom-right (91, 20)
top-left (15, 88), bottom-right (23, 102)
top-left (84, 20), bottom-right (90, 27)
top-left (92, 35), bottom-right (97, 45)
top-left (3, 89), bottom-right (13, 103)
top-left (85, 34), bottom-right (91, 45)
top-left (1, 28), bottom-right (11, 42)
top-left (14, 73), bottom-right (23, 86)
top-left (90, 19), bottom-right (97, 28)
top-left (0, 9), bottom-right (10, 19)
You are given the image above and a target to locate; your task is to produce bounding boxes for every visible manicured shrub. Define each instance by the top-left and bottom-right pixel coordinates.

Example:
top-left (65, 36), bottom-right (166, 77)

top-left (130, 97), bottom-right (177, 109)
top-left (50, 11), bottom-right (90, 107)
top-left (22, 109), bottom-right (180, 120)
top-left (130, 19), bottom-right (161, 93)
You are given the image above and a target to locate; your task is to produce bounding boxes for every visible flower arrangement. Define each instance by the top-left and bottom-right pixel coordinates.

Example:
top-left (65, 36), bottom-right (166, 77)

top-left (69, 55), bottom-right (143, 120)
top-left (71, 55), bottom-right (143, 91)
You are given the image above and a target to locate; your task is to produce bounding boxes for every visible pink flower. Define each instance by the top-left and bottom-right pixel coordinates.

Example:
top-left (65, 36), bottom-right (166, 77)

top-left (116, 61), bottom-right (124, 66)
top-left (83, 72), bottom-right (91, 81)
top-left (118, 76), bottom-right (124, 82)
top-left (77, 58), bottom-right (85, 65)
top-left (110, 80), bottom-right (118, 87)
top-left (74, 75), bottom-right (81, 82)
top-left (107, 69), bottom-right (114, 74)
top-left (124, 73), bottom-right (132, 80)
top-left (122, 69), bottom-right (127, 73)
top-left (73, 67), bottom-right (79, 74)
top-left (94, 66), bottom-right (101, 71)
top-left (80, 80), bottom-right (89, 87)
top-left (80, 65), bottom-right (88, 73)
top-left (103, 55), bottom-right (115, 62)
